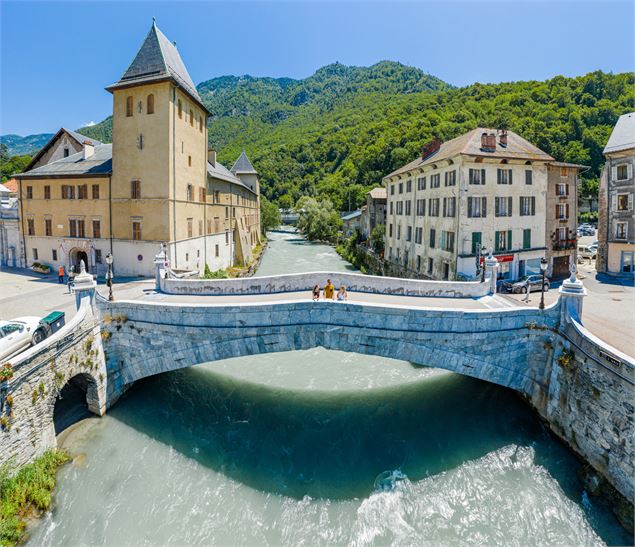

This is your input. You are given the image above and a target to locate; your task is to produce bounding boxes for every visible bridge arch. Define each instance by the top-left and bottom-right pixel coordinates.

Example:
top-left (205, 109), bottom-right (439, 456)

top-left (53, 372), bottom-right (102, 434)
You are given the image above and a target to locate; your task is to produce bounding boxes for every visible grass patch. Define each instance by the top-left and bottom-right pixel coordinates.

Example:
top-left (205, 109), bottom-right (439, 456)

top-left (0, 450), bottom-right (70, 546)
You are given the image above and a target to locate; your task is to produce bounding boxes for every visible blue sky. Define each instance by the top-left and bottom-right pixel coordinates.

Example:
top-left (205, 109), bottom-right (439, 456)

top-left (1, 0), bottom-right (633, 135)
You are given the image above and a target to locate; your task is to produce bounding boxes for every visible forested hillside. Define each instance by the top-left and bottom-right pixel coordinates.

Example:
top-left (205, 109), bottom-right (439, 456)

top-left (0, 133), bottom-right (53, 156)
top-left (77, 64), bottom-right (633, 210)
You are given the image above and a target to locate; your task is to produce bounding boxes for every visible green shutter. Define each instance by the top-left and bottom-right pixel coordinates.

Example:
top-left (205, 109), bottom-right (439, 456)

top-left (495, 231), bottom-right (500, 251)
top-left (523, 229), bottom-right (531, 249)
top-left (507, 230), bottom-right (512, 250)
top-left (472, 232), bottom-right (482, 254)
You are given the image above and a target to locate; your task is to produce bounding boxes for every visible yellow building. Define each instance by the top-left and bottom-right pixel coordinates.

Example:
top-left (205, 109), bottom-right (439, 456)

top-left (15, 22), bottom-right (260, 277)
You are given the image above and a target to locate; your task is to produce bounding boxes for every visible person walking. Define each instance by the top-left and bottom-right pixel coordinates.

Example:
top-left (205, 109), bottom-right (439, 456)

top-left (58, 265), bottom-right (65, 284)
top-left (312, 284), bottom-right (320, 301)
top-left (323, 279), bottom-right (335, 300)
top-left (336, 286), bottom-right (348, 301)
top-left (67, 265), bottom-right (75, 294)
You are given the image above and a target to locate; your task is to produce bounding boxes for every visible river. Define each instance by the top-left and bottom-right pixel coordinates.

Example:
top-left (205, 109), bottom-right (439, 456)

top-left (29, 228), bottom-right (632, 546)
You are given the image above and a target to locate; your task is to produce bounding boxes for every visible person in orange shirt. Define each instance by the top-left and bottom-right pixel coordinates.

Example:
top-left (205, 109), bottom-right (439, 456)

top-left (58, 265), bottom-right (65, 284)
top-left (323, 279), bottom-right (335, 300)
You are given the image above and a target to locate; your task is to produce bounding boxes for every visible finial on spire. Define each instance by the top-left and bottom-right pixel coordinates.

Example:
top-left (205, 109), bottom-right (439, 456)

top-left (152, 16), bottom-right (156, 24)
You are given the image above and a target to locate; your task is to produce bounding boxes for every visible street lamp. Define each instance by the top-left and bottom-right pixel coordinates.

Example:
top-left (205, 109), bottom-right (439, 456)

top-left (539, 257), bottom-right (548, 310)
top-left (106, 253), bottom-right (114, 302)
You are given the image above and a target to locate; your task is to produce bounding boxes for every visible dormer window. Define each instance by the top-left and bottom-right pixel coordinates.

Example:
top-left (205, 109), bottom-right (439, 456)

top-left (126, 96), bottom-right (133, 117)
top-left (147, 94), bottom-right (154, 115)
top-left (63, 148), bottom-right (69, 158)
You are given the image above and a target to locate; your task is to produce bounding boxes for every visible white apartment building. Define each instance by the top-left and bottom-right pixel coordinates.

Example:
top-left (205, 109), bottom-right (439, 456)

top-left (383, 128), bottom-right (553, 281)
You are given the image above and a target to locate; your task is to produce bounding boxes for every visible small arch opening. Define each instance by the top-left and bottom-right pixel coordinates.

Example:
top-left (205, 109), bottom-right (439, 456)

top-left (147, 94), bottom-right (155, 115)
top-left (126, 96), bottom-right (133, 117)
top-left (54, 373), bottom-right (96, 435)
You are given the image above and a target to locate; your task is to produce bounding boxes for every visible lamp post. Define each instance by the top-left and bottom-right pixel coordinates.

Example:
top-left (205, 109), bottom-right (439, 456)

top-left (539, 257), bottom-right (548, 310)
top-left (106, 253), bottom-right (114, 302)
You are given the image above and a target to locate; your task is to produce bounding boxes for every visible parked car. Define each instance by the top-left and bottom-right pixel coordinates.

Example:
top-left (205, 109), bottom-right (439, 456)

top-left (578, 245), bottom-right (597, 260)
top-left (0, 317), bottom-right (46, 361)
top-left (577, 225), bottom-right (595, 236)
top-left (504, 275), bottom-right (550, 294)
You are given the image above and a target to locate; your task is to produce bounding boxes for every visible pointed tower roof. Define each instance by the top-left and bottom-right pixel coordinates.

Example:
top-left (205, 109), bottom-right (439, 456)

top-left (106, 21), bottom-right (208, 112)
top-left (231, 150), bottom-right (257, 174)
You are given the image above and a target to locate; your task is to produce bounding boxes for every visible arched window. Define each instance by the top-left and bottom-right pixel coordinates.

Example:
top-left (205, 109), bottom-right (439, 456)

top-left (178, 99), bottom-right (182, 119)
top-left (189, 109), bottom-right (194, 126)
top-left (147, 94), bottom-right (154, 115)
top-left (126, 96), bottom-right (133, 117)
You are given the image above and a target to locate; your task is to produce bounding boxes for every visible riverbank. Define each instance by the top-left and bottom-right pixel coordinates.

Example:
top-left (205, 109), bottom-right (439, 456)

top-left (0, 450), bottom-right (69, 546)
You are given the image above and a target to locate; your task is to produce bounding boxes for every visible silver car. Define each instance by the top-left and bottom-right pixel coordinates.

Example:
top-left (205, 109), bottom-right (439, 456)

top-left (0, 317), bottom-right (45, 361)
top-left (507, 275), bottom-right (550, 294)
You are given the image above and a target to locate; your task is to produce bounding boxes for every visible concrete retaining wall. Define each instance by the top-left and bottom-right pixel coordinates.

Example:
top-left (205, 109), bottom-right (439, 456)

top-left (160, 270), bottom-right (491, 298)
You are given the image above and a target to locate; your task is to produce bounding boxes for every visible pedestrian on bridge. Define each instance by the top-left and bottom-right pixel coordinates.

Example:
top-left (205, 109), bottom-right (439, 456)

top-left (312, 284), bottom-right (320, 301)
top-left (323, 279), bottom-right (335, 300)
top-left (337, 286), bottom-right (348, 301)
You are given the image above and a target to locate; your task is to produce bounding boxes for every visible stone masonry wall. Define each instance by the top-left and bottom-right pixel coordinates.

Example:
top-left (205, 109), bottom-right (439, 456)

top-left (0, 300), bottom-right (107, 468)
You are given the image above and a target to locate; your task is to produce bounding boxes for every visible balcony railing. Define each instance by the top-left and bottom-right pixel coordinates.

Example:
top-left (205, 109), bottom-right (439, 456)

top-left (551, 239), bottom-right (576, 251)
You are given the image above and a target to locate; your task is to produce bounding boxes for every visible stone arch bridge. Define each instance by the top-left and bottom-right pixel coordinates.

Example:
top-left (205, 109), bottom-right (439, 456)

top-left (1, 265), bottom-right (633, 505)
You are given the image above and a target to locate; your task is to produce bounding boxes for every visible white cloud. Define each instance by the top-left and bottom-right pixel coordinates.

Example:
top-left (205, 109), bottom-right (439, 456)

top-left (83, 121), bottom-right (96, 127)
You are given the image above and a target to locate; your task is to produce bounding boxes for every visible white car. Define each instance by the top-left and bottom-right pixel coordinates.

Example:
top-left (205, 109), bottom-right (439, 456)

top-left (0, 317), bottom-right (45, 361)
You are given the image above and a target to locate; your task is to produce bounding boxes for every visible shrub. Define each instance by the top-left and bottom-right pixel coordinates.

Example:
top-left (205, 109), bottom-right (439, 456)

top-left (0, 364), bottom-right (13, 382)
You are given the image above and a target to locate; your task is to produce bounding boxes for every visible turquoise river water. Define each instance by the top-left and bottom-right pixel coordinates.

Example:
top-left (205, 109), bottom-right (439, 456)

top-left (29, 228), bottom-right (632, 546)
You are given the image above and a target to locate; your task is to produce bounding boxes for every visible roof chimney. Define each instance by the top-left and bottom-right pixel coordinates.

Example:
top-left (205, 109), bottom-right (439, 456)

top-left (83, 141), bottom-right (95, 160)
top-left (421, 138), bottom-right (442, 161)
top-left (481, 132), bottom-right (497, 153)
top-left (498, 129), bottom-right (508, 147)
top-left (208, 148), bottom-right (216, 167)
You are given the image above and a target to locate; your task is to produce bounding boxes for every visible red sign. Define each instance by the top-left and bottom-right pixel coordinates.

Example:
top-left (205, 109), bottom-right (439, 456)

top-left (480, 254), bottom-right (514, 264)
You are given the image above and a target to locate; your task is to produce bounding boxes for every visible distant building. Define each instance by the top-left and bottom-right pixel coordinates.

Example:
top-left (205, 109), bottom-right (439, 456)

top-left (0, 184), bottom-right (21, 267)
top-left (342, 209), bottom-right (363, 238)
top-left (545, 162), bottom-right (587, 278)
top-left (597, 112), bottom-right (635, 275)
top-left (361, 187), bottom-right (387, 240)
top-left (383, 129), bottom-right (553, 281)
top-left (14, 22), bottom-right (260, 277)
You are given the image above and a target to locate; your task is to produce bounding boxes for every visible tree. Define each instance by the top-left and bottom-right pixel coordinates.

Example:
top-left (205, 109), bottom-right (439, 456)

top-left (370, 224), bottom-right (385, 254)
top-left (260, 195), bottom-right (281, 234)
top-left (295, 196), bottom-right (342, 242)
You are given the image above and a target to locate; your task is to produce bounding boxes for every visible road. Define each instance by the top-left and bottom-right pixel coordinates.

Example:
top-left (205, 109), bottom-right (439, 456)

top-left (1, 261), bottom-right (633, 357)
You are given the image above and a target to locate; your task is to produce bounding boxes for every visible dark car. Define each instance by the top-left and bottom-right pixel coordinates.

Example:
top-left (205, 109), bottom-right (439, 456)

top-left (505, 275), bottom-right (550, 294)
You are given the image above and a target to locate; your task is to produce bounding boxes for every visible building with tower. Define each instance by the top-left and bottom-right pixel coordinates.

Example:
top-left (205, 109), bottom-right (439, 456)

top-left (14, 22), bottom-right (260, 277)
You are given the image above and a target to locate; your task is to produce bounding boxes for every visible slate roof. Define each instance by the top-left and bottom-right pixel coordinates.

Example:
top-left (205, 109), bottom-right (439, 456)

top-left (604, 112), bottom-right (635, 154)
top-left (207, 160), bottom-right (257, 195)
top-left (231, 150), bottom-right (257, 174)
top-left (24, 128), bottom-right (101, 172)
top-left (107, 22), bottom-right (208, 112)
top-left (384, 128), bottom-right (554, 179)
top-left (368, 187), bottom-right (387, 199)
top-left (342, 210), bottom-right (362, 221)
top-left (16, 144), bottom-right (113, 178)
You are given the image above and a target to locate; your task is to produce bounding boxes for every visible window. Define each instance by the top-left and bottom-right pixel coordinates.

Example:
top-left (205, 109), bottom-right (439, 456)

top-left (93, 220), bottom-right (101, 239)
top-left (187, 218), bottom-right (193, 238)
top-left (63, 148), bottom-right (69, 158)
top-left (467, 197), bottom-right (487, 218)
top-left (132, 220), bottom-right (142, 240)
top-left (214, 190), bottom-right (220, 203)
top-left (557, 227), bottom-right (567, 241)
top-left (417, 177), bottom-right (426, 190)
top-left (147, 94), bottom-right (154, 115)
top-left (397, 225), bottom-right (401, 240)
top-left (225, 206), bottom-right (229, 219)
top-left (186, 184), bottom-right (193, 201)
top-left (232, 207), bottom-right (236, 218)
top-left (137, 134), bottom-right (144, 150)
top-left (440, 231), bottom-right (455, 252)
top-left (415, 227), bottom-right (423, 244)
top-left (495, 230), bottom-right (512, 252)
top-left (442, 197), bottom-right (456, 217)
top-left (497, 168), bottom-right (512, 184)
top-left (95, 250), bottom-right (102, 264)
top-left (52, 249), bottom-right (58, 261)
top-left (189, 109), bottom-right (194, 126)
top-left (225, 231), bottom-right (229, 244)
top-left (188, 155), bottom-right (192, 167)
top-left (199, 187), bottom-right (206, 202)
top-left (396, 201), bottom-right (403, 215)
top-left (215, 244), bottom-right (220, 257)
top-left (26, 186), bottom-right (33, 199)
top-left (556, 183), bottom-right (568, 196)
top-left (398, 182), bottom-right (403, 194)
top-left (431, 174), bottom-right (441, 188)
top-left (442, 262), bottom-right (450, 280)
top-left (44, 185), bottom-right (50, 199)
top-left (91, 184), bottom-right (99, 199)
top-left (495, 196), bottom-right (513, 217)
top-left (178, 100), bottom-right (182, 118)
top-left (27, 218), bottom-right (35, 236)
top-left (519, 196), bottom-right (536, 216)
top-left (389, 224), bottom-right (393, 237)
top-left (429, 228), bottom-right (436, 248)
top-left (390, 184), bottom-right (395, 195)
top-left (78, 184), bottom-right (88, 199)
top-left (406, 226), bottom-right (412, 242)
top-left (417, 255), bottom-right (422, 272)
top-left (131, 180), bottom-right (141, 199)
top-left (617, 193), bottom-right (630, 211)
top-left (525, 170), bottom-right (533, 185)
top-left (556, 203), bottom-right (569, 219)
top-left (405, 200), bottom-right (411, 216)
top-left (444, 170), bottom-right (456, 187)
top-left (126, 96), bottom-right (133, 117)
top-left (416, 199), bottom-right (425, 216)
top-left (428, 258), bottom-right (433, 275)
top-left (45, 218), bottom-right (52, 236)
top-left (560, 167), bottom-right (568, 177)
top-left (69, 219), bottom-right (85, 238)
top-left (62, 185), bottom-right (75, 199)
top-left (469, 168), bottom-right (485, 185)
top-left (429, 198), bottom-right (440, 217)
top-left (471, 232), bottom-right (482, 254)
top-left (199, 117), bottom-right (204, 132)
top-left (616, 164), bottom-right (628, 180)
top-left (616, 222), bottom-right (627, 240)
top-left (32, 248), bottom-right (38, 261)
top-left (406, 180), bottom-right (412, 193)
top-left (523, 229), bottom-right (531, 249)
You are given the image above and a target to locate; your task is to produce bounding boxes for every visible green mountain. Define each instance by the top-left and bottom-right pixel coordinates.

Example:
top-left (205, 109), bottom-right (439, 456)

top-left (78, 64), bottom-right (632, 210)
top-left (0, 133), bottom-right (54, 156)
